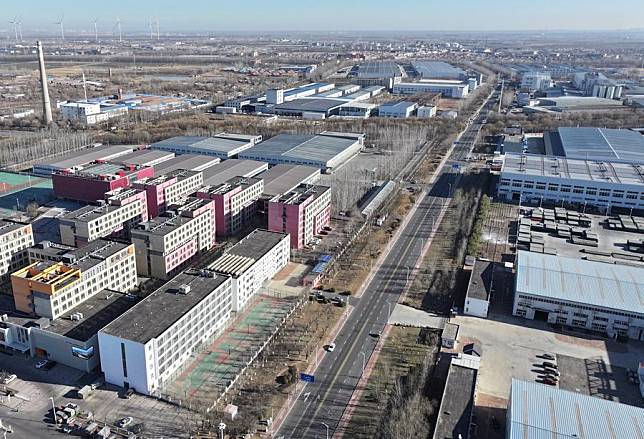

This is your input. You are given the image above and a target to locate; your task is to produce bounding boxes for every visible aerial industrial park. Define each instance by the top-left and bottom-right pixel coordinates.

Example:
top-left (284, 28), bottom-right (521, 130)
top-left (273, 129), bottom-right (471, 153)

top-left (0, 2), bottom-right (643, 439)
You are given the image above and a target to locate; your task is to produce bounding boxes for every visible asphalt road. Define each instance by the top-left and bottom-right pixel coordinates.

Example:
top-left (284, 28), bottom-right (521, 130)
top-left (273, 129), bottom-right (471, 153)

top-left (276, 88), bottom-right (500, 439)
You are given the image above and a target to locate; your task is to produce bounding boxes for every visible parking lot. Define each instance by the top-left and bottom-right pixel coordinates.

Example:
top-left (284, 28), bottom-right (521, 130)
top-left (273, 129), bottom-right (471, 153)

top-left (453, 314), bottom-right (644, 438)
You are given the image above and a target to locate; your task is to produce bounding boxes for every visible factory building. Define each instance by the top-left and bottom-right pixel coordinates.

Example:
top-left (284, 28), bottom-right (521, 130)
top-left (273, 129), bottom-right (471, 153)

top-left (239, 132), bottom-right (364, 173)
top-left (201, 159), bottom-right (269, 187)
top-left (544, 127), bottom-right (644, 164)
top-left (282, 83), bottom-right (335, 102)
top-left (268, 184), bottom-right (331, 249)
top-left (378, 101), bottom-right (418, 118)
top-left (0, 219), bottom-right (33, 283)
top-left (0, 291), bottom-right (139, 372)
top-left (52, 162), bottom-right (154, 203)
top-left (338, 102), bottom-right (377, 118)
top-left (497, 154), bottom-right (644, 210)
top-left (110, 149), bottom-right (175, 168)
top-left (132, 169), bottom-right (203, 218)
top-left (131, 198), bottom-right (216, 279)
top-left (208, 229), bottom-right (290, 311)
top-left (520, 72), bottom-right (553, 92)
top-left (59, 190), bottom-right (147, 247)
top-left (99, 271), bottom-right (233, 394)
top-left (508, 379), bottom-right (644, 438)
top-left (150, 133), bottom-right (262, 159)
top-left (393, 80), bottom-right (469, 98)
top-left (573, 72), bottom-right (623, 99)
top-left (59, 101), bottom-right (128, 125)
top-left (33, 145), bottom-right (134, 176)
top-left (513, 250), bottom-right (644, 340)
top-left (11, 240), bottom-right (137, 320)
top-left (349, 61), bottom-right (404, 89)
top-left (417, 105), bottom-right (437, 118)
top-left (152, 154), bottom-right (221, 174)
top-left (196, 176), bottom-right (264, 237)
top-left (258, 164), bottom-right (321, 201)
top-left (410, 61), bottom-right (466, 80)
top-left (273, 98), bottom-right (346, 119)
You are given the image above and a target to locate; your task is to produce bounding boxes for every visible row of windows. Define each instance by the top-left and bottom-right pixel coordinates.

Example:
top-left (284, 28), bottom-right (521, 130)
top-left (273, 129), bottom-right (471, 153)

top-left (517, 294), bottom-right (642, 320)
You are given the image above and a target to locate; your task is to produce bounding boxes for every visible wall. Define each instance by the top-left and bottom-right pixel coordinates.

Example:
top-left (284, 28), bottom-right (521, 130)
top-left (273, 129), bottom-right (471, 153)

top-left (98, 332), bottom-right (150, 393)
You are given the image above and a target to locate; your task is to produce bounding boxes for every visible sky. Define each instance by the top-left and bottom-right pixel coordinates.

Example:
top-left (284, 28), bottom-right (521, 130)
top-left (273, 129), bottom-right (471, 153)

top-left (4, 0), bottom-right (644, 33)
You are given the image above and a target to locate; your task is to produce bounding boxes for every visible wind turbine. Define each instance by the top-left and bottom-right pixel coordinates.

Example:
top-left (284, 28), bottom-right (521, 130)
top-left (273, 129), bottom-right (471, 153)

top-left (8, 16), bottom-right (18, 42)
top-left (54, 14), bottom-right (65, 41)
top-left (93, 18), bottom-right (99, 43)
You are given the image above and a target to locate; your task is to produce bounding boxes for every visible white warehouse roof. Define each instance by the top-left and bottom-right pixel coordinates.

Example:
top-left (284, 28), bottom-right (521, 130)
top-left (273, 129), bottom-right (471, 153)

top-left (516, 250), bottom-right (644, 315)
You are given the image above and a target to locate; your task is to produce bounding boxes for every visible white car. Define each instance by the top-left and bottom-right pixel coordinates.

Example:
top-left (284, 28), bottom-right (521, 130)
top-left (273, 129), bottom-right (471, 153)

top-left (35, 359), bottom-right (48, 369)
top-left (326, 343), bottom-right (336, 352)
top-left (2, 374), bottom-right (16, 384)
top-left (117, 417), bottom-right (133, 428)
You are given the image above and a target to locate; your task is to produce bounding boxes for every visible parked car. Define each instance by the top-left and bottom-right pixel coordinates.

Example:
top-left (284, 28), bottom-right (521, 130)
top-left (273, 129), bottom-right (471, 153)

top-left (35, 359), bottom-right (48, 369)
top-left (326, 343), bottom-right (336, 352)
top-left (117, 416), bottom-right (133, 428)
top-left (2, 374), bottom-right (16, 384)
top-left (43, 360), bottom-right (57, 371)
top-left (123, 388), bottom-right (135, 399)
top-left (542, 361), bottom-right (557, 369)
top-left (541, 353), bottom-right (555, 361)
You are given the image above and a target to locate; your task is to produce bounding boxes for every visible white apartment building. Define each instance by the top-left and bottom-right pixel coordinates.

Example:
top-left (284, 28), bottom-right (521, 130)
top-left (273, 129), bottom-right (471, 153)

top-left (208, 229), bottom-right (290, 311)
top-left (497, 154), bottom-right (644, 210)
top-left (514, 251), bottom-right (644, 340)
top-left (131, 198), bottom-right (216, 279)
top-left (0, 219), bottom-right (33, 283)
top-left (520, 72), bottom-right (553, 92)
top-left (99, 271), bottom-right (233, 394)
top-left (59, 195), bottom-right (147, 247)
top-left (11, 240), bottom-right (137, 319)
top-left (393, 80), bottom-right (469, 98)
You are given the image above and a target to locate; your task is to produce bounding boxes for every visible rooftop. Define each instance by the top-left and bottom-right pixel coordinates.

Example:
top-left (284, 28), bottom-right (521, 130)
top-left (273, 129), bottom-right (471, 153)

top-left (509, 379), bottom-right (644, 439)
top-left (238, 133), bottom-right (362, 166)
top-left (110, 149), bottom-right (175, 167)
top-left (276, 184), bottom-right (330, 205)
top-left (208, 229), bottom-right (287, 277)
top-left (152, 154), bottom-right (221, 174)
top-left (352, 61), bottom-right (402, 79)
top-left (380, 100), bottom-right (417, 110)
top-left (100, 271), bottom-right (230, 343)
top-left (501, 153), bottom-right (644, 187)
top-left (150, 133), bottom-right (259, 157)
top-left (34, 145), bottom-right (134, 171)
top-left (411, 60), bottom-right (466, 79)
top-left (198, 176), bottom-right (262, 195)
top-left (133, 198), bottom-right (212, 236)
top-left (258, 164), bottom-right (321, 197)
top-left (516, 250), bottom-right (644, 315)
top-left (59, 203), bottom-right (126, 223)
top-left (432, 357), bottom-right (478, 439)
top-left (0, 219), bottom-right (27, 236)
top-left (465, 260), bottom-right (493, 301)
top-left (550, 127), bottom-right (644, 163)
top-left (201, 159), bottom-right (268, 186)
top-left (274, 98), bottom-right (346, 113)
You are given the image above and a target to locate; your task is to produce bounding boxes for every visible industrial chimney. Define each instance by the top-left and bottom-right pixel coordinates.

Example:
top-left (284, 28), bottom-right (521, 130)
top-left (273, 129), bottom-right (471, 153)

top-left (36, 41), bottom-right (53, 125)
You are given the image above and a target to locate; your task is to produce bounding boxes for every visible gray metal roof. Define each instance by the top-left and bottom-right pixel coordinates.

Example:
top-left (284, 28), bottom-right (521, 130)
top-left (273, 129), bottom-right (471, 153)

top-left (557, 127), bottom-right (644, 163)
top-left (509, 379), bottom-right (644, 439)
top-left (150, 135), bottom-right (255, 158)
top-left (516, 250), bottom-right (644, 314)
top-left (111, 149), bottom-right (175, 166)
top-left (353, 61), bottom-right (402, 79)
top-left (238, 133), bottom-right (361, 168)
top-left (274, 98), bottom-right (346, 114)
top-left (209, 229), bottom-right (287, 277)
top-left (258, 164), bottom-right (321, 196)
top-left (35, 145), bottom-right (134, 170)
top-left (201, 159), bottom-right (268, 186)
top-left (411, 61), bottom-right (466, 79)
top-left (153, 154), bottom-right (221, 174)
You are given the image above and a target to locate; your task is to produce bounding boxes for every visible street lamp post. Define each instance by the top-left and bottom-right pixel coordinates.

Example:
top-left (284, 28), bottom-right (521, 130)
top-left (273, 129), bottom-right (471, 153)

top-left (49, 397), bottom-right (57, 425)
top-left (321, 422), bottom-right (330, 439)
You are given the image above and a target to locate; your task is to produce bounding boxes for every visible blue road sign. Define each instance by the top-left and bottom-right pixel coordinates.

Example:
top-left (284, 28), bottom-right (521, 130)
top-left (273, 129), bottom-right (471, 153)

top-left (300, 373), bottom-right (315, 383)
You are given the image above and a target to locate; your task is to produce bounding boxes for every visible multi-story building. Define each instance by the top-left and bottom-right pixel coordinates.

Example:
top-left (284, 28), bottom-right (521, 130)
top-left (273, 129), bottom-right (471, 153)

top-left (268, 184), bottom-right (331, 249)
top-left (417, 105), bottom-right (437, 118)
top-left (513, 250), bottom-right (644, 340)
top-left (393, 80), bottom-right (469, 98)
top-left (497, 153), bottom-right (644, 210)
top-left (59, 101), bottom-right (128, 125)
top-left (53, 162), bottom-right (154, 203)
top-left (520, 72), bottom-right (553, 92)
top-left (196, 176), bottom-right (264, 237)
top-left (0, 219), bottom-right (33, 283)
top-left (99, 270), bottom-right (233, 394)
top-left (133, 169), bottom-right (203, 218)
top-left (58, 189), bottom-right (148, 247)
top-left (209, 229), bottom-right (289, 311)
top-left (11, 240), bottom-right (137, 319)
top-left (131, 198), bottom-right (216, 279)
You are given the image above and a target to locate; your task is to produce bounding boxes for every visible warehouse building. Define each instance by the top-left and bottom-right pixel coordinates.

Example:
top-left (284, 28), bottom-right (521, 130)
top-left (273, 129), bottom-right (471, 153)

top-left (150, 133), bottom-right (262, 159)
top-left (508, 379), bottom-right (644, 438)
top-left (338, 102), bottom-right (377, 118)
top-left (497, 153), bottom-right (644, 210)
top-left (133, 169), bottom-right (204, 218)
top-left (282, 83), bottom-right (335, 102)
top-left (196, 176), bottom-right (264, 237)
top-left (393, 79), bottom-right (469, 98)
top-left (0, 219), bottom-right (33, 283)
top-left (520, 72), bottom-right (553, 91)
top-left (259, 164), bottom-right (321, 199)
top-left (52, 162), bottom-right (154, 203)
top-left (111, 149), bottom-right (175, 168)
top-left (349, 61), bottom-right (404, 89)
top-left (268, 184), bottom-right (331, 249)
top-left (33, 145), bottom-right (134, 176)
top-left (208, 229), bottom-right (289, 311)
top-left (99, 270), bottom-right (233, 394)
top-left (239, 132), bottom-right (364, 173)
top-left (152, 154), bottom-right (221, 174)
top-left (201, 159), bottom-right (269, 187)
top-left (273, 98), bottom-right (346, 119)
top-left (0, 291), bottom-right (139, 372)
top-left (513, 250), bottom-right (644, 340)
top-left (58, 190), bottom-right (147, 247)
top-left (378, 101), bottom-right (418, 118)
top-left (544, 127), bottom-right (644, 164)
top-left (131, 198), bottom-right (216, 279)
top-left (411, 61), bottom-right (466, 80)
top-left (11, 240), bottom-right (137, 320)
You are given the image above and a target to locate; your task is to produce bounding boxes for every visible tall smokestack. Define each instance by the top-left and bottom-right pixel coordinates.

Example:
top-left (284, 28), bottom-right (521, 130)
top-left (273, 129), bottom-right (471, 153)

top-left (37, 41), bottom-right (53, 126)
